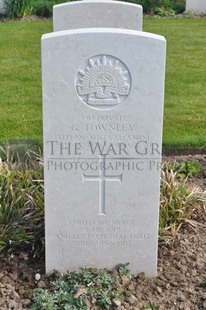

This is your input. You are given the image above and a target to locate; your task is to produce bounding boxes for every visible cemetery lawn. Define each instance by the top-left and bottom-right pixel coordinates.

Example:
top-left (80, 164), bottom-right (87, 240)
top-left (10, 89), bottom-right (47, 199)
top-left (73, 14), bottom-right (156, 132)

top-left (0, 17), bottom-right (206, 148)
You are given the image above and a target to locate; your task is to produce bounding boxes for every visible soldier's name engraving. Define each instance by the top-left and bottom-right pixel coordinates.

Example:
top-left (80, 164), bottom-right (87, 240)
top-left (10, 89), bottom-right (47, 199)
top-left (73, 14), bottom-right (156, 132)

top-left (85, 123), bottom-right (134, 132)
top-left (70, 122), bottom-right (135, 133)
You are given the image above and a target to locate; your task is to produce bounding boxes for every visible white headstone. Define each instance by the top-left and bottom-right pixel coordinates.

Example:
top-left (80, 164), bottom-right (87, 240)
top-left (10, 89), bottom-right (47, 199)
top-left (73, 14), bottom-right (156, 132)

top-left (42, 28), bottom-right (166, 276)
top-left (186, 0), bottom-right (206, 13)
top-left (53, 0), bottom-right (143, 31)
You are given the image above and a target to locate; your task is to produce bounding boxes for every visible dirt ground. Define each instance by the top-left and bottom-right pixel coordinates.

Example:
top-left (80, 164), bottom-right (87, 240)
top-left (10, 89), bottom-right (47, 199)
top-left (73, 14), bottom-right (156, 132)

top-left (0, 155), bottom-right (205, 310)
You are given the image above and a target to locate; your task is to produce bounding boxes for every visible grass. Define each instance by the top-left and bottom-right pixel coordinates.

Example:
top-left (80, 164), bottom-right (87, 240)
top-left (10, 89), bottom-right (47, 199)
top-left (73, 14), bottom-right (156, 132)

top-left (144, 18), bottom-right (206, 147)
top-left (0, 18), bottom-right (206, 147)
top-left (160, 162), bottom-right (206, 241)
top-left (0, 148), bottom-right (44, 256)
top-left (0, 19), bottom-right (52, 143)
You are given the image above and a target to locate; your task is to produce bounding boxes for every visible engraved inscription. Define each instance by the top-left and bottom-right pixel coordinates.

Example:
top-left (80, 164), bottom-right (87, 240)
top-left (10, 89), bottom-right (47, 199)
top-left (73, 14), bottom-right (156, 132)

top-left (83, 156), bottom-right (122, 215)
top-left (56, 219), bottom-right (152, 248)
top-left (76, 55), bottom-right (131, 110)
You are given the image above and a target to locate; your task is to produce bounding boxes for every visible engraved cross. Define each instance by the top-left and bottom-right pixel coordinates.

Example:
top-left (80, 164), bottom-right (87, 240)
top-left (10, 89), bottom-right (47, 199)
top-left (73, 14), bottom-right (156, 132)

top-left (83, 156), bottom-right (122, 215)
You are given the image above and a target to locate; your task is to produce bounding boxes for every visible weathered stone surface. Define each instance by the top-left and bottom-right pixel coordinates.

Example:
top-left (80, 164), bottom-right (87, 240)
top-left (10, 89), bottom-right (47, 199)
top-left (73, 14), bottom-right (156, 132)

top-left (42, 28), bottom-right (166, 276)
top-left (186, 0), bottom-right (206, 13)
top-left (53, 0), bottom-right (142, 31)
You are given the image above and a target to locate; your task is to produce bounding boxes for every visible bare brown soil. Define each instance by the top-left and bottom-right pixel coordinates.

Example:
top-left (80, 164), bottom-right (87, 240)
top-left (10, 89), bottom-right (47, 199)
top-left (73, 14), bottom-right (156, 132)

top-left (0, 155), bottom-right (205, 310)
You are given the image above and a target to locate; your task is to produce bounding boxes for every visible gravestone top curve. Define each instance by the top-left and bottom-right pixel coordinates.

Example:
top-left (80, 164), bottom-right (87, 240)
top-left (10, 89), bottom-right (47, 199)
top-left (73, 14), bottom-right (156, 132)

top-left (53, 0), bottom-right (143, 31)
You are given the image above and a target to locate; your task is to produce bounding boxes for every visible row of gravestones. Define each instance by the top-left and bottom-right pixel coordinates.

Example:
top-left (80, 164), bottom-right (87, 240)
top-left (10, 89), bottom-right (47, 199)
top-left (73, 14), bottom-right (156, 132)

top-left (42, 0), bottom-right (165, 277)
top-left (1, 0), bottom-right (206, 14)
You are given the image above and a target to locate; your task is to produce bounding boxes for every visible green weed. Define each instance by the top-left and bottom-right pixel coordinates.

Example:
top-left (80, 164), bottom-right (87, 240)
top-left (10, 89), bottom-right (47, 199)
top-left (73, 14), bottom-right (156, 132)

top-left (174, 160), bottom-right (201, 179)
top-left (159, 163), bottom-right (206, 241)
top-left (146, 302), bottom-right (160, 309)
top-left (3, 0), bottom-right (186, 17)
top-left (31, 0), bottom-right (69, 17)
top-left (32, 268), bottom-right (124, 310)
top-left (116, 263), bottom-right (131, 278)
top-left (0, 148), bottom-right (44, 256)
top-left (153, 6), bottom-right (175, 16)
top-left (5, 0), bottom-right (33, 18)
top-left (199, 279), bottom-right (206, 288)
top-left (4, 0), bottom-right (72, 18)
top-left (123, 0), bottom-right (185, 14)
